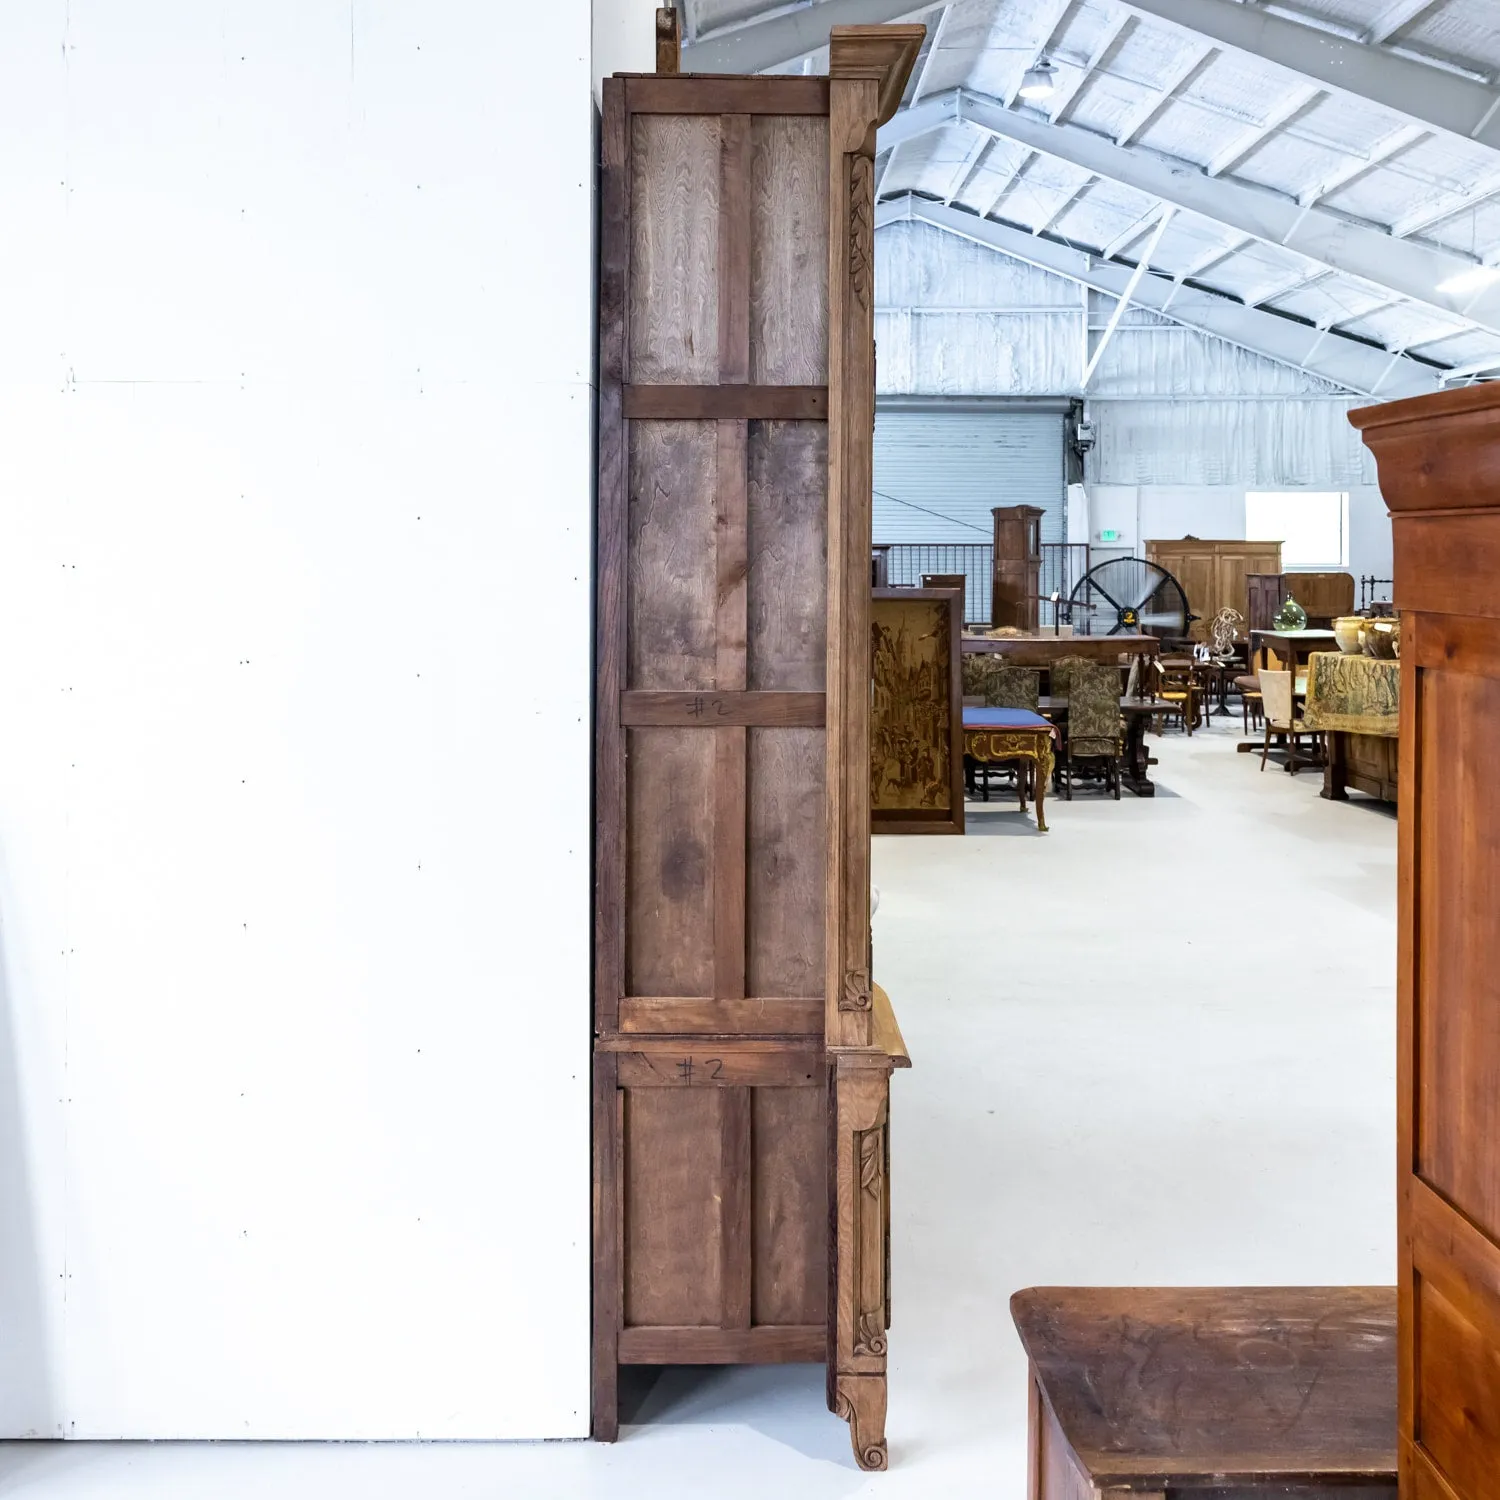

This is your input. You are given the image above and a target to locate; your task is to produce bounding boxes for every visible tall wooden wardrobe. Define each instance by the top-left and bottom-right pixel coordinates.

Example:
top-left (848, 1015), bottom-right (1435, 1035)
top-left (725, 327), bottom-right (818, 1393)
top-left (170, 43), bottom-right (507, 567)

top-left (593, 27), bottom-right (923, 1470)
top-left (1351, 384), bottom-right (1500, 1500)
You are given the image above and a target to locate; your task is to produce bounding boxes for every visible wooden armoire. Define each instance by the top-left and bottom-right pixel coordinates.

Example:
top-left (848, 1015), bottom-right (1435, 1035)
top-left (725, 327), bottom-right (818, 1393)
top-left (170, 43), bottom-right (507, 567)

top-left (1145, 538), bottom-right (1281, 636)
top-left (1351, 385), bottom-right (1500, 1500)
top-left (593, 26), bottom-right (923, 1470)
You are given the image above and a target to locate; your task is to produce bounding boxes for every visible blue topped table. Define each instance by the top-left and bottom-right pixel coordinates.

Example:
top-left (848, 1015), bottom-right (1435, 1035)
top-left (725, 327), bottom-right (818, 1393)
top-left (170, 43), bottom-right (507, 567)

top-left (962, 708), bottom-right (1055, 832)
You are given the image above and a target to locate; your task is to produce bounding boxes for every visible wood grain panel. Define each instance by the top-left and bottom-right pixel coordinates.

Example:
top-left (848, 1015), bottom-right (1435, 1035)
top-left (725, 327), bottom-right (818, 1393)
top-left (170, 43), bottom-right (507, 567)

top-left (625, 727), bottom-right (714, 997)
top-left (626, 76), bottom-right (830, 116)
top-left (627, 420), bottom-right (717, 691)
top-left (615, 996), bottom-right (822, 1035)
top-left (750, 117), bottom-right (830, 385)
top-left (748, 421), bottom-right (828, 691)
top-left (1415, 664), bottom-right (1500, 1240)
top-left (1414, 1274), bottom-right (1500, 1500)
top-left (1396, 513), bottom-right (1500, 622)
top-left (629, 115), bottom-right (720, 384)
top-left (620, 691), bottom-right (825, 726)
top-left (624, 385), bottom-right (828, 420)
top-left (617, 1324), bottom-right (824, 1363)
top-left (616, 1047), bottom-right (821, 1088)
top-left (752, 1084), bottom-right (828, 1327)
top-left (623, 1087), bottom-right (724, 1328)
top-left (747, 728), bottom-right (825, 997)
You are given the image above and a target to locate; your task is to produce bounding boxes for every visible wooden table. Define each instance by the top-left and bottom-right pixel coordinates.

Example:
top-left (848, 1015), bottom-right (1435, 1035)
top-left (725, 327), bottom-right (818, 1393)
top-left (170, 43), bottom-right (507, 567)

top-left (962, 708), bottom-right (1053, 832)
top-left (1013, 1285), bottom-right (1397, 1499)
top-left (1038, 695), bottom-right (1162, 798)
top-left (1251, 628), bottom-right (1339, 677)
top-left (962, 633), bottom-right (1160, 696)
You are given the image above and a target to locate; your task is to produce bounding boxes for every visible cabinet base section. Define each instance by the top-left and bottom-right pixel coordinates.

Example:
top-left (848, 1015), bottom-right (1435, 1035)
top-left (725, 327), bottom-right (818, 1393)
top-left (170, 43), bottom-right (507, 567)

top-left (618, 1324), bottom-right (824, 1363)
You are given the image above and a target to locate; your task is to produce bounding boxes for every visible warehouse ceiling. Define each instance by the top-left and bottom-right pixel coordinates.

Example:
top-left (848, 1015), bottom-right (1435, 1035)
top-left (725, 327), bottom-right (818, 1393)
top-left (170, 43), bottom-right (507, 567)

top-left (678, 0), bottom-right (1500, 400)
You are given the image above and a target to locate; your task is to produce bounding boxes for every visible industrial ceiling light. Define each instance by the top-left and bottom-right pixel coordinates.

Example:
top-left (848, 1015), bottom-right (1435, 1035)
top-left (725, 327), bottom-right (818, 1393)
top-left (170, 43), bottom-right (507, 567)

top-left (1018, 56), bottom-right (1058, 101)
top-left (1437, 263), bottom-right (1500, 296)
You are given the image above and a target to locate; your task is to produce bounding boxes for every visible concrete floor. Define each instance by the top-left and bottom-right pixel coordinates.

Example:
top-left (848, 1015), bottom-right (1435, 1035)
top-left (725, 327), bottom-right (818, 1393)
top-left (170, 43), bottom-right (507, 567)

top-left (0, 717), bottom-right (1397, 1498)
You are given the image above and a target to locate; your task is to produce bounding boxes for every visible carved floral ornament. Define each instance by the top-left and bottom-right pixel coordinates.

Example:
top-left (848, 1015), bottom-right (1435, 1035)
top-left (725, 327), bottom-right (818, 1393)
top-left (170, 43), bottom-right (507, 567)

top-left (849, 154), bottom-right (874, 312)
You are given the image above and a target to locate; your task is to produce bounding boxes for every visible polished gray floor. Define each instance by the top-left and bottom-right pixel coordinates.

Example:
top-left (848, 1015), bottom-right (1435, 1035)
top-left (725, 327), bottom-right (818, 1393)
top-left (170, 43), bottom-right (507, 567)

top-left (0, 719), bottom-right (1397, 1498)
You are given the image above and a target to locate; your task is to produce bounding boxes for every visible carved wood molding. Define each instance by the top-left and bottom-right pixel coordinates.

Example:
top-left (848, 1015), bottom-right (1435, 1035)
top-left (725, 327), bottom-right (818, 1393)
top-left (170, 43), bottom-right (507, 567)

top-left (840, 967), bottom-right (873, 1013)
top-left (834, 1374), bottom-right (889, 1471)
top-left (853, 1311), bottom-right (888, 1358)
top-left (849, 155), bottom-right (873, 313)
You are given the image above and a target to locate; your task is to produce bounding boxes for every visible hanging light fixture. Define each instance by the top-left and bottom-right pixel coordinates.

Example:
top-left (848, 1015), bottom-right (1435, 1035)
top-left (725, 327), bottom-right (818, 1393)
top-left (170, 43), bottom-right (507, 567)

top-left (1018, 56), bottom-right (1058, 100)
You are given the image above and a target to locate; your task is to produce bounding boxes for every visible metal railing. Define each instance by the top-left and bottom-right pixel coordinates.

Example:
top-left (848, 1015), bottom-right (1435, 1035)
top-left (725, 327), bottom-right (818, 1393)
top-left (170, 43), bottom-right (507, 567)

top-left (878, 541), bottom-right (1091, 628)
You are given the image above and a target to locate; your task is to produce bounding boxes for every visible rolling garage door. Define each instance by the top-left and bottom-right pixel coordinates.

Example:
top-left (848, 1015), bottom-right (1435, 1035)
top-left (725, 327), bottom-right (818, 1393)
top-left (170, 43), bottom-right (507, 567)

top-left (873, 402), bottom-right (1067, 623)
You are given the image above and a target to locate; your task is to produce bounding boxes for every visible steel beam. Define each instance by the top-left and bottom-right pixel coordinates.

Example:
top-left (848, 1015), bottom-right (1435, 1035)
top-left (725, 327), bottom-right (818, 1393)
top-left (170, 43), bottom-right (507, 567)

top-left (875, 193), bottom-right (1444, 398)
top-left (1083, 208), bottom-right (1176, 387)
top-left (1112, 0), bottom-right (1500, 152)
top-left (947, 87), bottom-right (1500, 338)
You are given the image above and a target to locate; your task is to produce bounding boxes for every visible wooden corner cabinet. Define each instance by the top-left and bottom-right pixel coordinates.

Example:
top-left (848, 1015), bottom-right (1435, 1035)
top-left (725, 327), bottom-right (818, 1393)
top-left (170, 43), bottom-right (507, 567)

top-left (1351, 384), bottom-right (1500, 1500)
top-left (593, 25), bottom-right (923, 1470)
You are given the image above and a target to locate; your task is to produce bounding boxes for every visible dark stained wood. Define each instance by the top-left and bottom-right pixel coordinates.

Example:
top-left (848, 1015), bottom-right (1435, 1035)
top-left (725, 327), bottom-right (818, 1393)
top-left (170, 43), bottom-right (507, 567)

top-left (655, 7), bottom-right (680, 74)
top-left (623, 385), bottom-right (828, 420)
top-left (1012, 1286), bottom-right (1398, 1488)
top-left (1351, 384), bottom-right (1500, 1500)
top-left (626, 75), bottom-right (831, 116)
top-left (618, 1324), bottom-right (824, 1363)
top-left (620, 691), bottom-right (825, 726)
top-left (591, 1053), bottom-right (622, 1442)
top-left (720, 1086), bottom-right (753, 1328)
top-left (615, 1047), bottom-right (821, 1088)
top-left (992, 505), bottom-right (1044, 631)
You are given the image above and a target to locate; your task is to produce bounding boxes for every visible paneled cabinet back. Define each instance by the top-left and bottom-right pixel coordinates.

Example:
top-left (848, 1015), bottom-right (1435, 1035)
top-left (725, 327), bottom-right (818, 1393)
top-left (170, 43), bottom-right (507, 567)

top-left (599, 82), bottom-right (832, 1047)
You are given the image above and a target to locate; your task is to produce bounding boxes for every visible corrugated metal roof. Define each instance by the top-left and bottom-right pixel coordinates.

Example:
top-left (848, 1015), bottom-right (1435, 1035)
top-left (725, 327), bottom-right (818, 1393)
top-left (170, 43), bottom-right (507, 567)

top-left (682, 0), bottom-right (1500, 386)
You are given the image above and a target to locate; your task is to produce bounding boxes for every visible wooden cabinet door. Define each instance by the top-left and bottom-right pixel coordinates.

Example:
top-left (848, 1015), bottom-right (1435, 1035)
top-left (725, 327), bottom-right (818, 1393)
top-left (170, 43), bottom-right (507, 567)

top-left (1353, 387), bottom-right (1500, 1500)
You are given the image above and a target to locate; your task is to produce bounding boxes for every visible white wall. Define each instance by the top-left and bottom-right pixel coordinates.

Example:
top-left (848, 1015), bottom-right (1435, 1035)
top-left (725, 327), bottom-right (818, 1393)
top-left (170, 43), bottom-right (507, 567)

top-left (0, 0), bottom-right (592, 1440)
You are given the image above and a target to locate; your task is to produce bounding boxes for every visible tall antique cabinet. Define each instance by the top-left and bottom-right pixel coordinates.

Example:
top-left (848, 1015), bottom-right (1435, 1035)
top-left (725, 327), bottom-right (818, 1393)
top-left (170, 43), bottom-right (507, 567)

top-left (1352, 385), bottom-right (1500, 1500)
top-left (991, 504), bottom-right (1044, 629)
top-left (593, 27), bottom-right (922, 1470)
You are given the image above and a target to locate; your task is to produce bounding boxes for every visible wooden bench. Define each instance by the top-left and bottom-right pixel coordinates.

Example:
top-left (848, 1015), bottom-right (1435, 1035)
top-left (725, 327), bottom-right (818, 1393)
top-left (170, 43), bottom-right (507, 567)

top-left (1012, 1286), bottom-right (1396, 1499)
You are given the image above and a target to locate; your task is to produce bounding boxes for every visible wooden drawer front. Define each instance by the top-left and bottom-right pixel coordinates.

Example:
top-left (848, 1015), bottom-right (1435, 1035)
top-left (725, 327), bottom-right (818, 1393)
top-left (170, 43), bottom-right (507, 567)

top-left (614, 1058), bottom-right (827, 1361)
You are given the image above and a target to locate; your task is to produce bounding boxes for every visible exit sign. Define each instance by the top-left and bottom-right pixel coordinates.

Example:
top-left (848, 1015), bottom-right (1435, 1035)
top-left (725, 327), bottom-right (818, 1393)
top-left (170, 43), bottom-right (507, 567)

top-left (1098, 528), bottom-right (1120, 543)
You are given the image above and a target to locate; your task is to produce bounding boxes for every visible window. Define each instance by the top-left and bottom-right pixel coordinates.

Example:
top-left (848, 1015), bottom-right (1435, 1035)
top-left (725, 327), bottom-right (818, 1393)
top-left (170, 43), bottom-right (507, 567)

top-left (1244, 491), bottom-right (1349, 570)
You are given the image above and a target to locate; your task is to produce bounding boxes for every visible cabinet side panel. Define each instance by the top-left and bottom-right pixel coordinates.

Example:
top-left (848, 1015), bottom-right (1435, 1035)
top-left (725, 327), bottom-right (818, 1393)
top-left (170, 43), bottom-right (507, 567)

top-left (752, 1084), bottom-right (828, 1327)
top-left (629, 116), bottom-right (721, 385)
top-left (750, 118), bottom-right (830, 386)
top-left (627, 420), bottom-right (718, 692)
top-left (747, 420), bottom-right (828, 692)
top-left (623, 1087), bottom-right (725, 1327)
top-left (626, 727), bottom-right (715, 997)
top-left (1415, 665), bottom-right (1500, 1241)
top-left (747, 728), bottom-right (825, 998)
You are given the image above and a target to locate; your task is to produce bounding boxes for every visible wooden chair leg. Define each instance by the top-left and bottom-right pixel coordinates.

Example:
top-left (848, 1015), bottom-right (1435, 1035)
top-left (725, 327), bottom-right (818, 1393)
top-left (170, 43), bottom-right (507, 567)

top-left (1261, 720), bottom-right (1271, 771)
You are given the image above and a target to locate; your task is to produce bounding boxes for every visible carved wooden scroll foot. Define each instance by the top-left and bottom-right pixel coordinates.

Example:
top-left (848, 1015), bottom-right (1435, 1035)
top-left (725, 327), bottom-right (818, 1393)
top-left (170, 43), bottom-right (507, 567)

top-left (834, 1373), bottom-right (888, 1471)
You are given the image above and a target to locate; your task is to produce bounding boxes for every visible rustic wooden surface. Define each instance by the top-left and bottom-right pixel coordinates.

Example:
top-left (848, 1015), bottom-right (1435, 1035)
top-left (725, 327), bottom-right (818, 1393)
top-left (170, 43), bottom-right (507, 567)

top-left (991, 505), bottom-right (1044, 631)
top-left (595, 31), bottom-right (919, 1465)
top-left (1146, 538), bottom-right (1282, 638)
top-left (1355, 384), bottom-right (1500, 1500)
top-left (1013, 1286), bottom-right (1398, 1487)
top-left (870, 588), bottom-right (964, 831)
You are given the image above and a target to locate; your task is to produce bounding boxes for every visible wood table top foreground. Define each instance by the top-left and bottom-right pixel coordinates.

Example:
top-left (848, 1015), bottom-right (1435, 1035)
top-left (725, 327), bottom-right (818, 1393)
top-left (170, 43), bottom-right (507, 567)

top-left (1011, 1285), bottom-right (1397, 1486)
